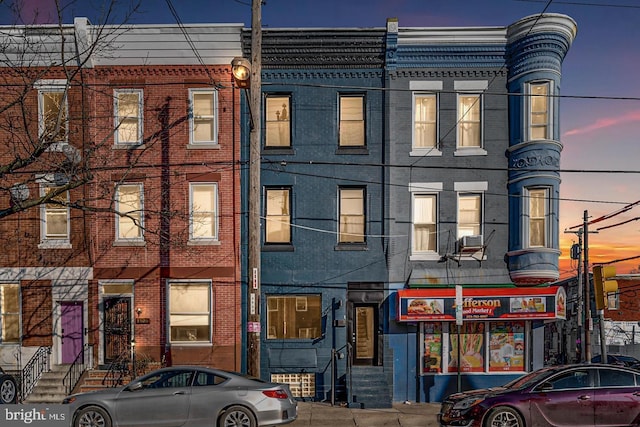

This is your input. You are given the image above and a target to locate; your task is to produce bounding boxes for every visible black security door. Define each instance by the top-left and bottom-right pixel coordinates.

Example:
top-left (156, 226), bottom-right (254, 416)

top-left (104, 297), bottom-right (131, 364)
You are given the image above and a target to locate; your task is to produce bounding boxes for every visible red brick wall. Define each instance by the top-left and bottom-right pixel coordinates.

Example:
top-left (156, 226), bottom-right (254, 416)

top-left (606, 279), bottom-right (640, 321)
top-left (21, 280), bottom-right (53, 347)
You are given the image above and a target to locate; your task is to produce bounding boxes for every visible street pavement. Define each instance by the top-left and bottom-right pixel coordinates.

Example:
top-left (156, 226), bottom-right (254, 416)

top-left (290, 400), bottom-right (442, 427)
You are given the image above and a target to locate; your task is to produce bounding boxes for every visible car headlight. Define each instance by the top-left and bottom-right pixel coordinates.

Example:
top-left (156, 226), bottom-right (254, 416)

top-left (62, 396), bottom-right (76, 404)
top-left (452, 397), bottom-right (485, 410)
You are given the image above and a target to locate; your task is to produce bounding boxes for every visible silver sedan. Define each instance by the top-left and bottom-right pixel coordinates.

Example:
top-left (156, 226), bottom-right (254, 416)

top-left (63, 366), bottom-right (297, 427)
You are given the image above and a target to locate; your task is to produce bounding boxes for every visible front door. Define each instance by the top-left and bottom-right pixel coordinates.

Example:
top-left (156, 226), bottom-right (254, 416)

top-left (61, 302), bottom-right (83, 363)
top-left (104, 297), bottom-right (131, 364)
top-left (350, 304), bottom-right (378, 366)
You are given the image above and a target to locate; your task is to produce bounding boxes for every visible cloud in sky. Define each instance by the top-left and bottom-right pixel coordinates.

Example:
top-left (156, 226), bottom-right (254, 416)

top-left (564, 110), bottom-right (640, 137)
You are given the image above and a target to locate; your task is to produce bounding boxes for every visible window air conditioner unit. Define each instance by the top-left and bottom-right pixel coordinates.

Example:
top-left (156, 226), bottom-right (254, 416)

top-left (460, 235), bottom-right (483, 251)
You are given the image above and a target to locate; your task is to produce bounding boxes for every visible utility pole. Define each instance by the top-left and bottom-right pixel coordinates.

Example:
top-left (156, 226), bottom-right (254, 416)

top-left (583, 210), bottom-right (592, 363)
top-left (565, 228), bottom-right (583, 361)
top-left (247, 0), bottom-right (262, 378)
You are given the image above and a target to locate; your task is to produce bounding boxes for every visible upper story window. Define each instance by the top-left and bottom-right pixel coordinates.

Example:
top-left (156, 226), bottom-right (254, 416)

top-left (189, 89), bottom-right (218, 145)
top-left (457, 94), bottom-right (481, 148)
top-left (0, 283), bottom-right (20, 344)
top-left (339, 94), bottom-right (365, 147)
top-left (339, 187), bottom-right (365, 243)
top-left (114, 89), bottom-right (143, 145)
top-left (413, 93), bottom-right (438, 150)
top-left (189, 183), bottom-right (218, 241)
top-left (265, 187), bottom-right (291, 244)
top-left (40, 185), bottom-right (70, 246)
top-left (528, 81), bottom-right (552, 141)
top-left (115, 183), bottom-right (144, 241)
top-left (169, 281), bottom-right (211, 343)
top-left (527, 187), bottom-right (549, 247)
top-left (458, 193), bottom-right (482, 239)
top-left (265, 95), bottom-right (291, 148)
top-left (38, 81), bottom-right (68, 143)
top-left (412, 193), bottom-right (437, 254)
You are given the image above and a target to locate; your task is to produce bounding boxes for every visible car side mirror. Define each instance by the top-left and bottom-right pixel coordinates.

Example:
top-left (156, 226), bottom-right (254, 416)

top-left (126, 381), bottom-right (144, 392)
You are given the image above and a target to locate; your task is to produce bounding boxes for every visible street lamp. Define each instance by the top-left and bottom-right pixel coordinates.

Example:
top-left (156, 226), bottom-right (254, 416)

top-left (231, 57), bottom-right (251, 89)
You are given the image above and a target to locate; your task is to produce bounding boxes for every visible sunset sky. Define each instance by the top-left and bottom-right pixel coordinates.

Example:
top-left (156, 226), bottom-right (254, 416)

top-left (3, 0), bottom-right (639, 280)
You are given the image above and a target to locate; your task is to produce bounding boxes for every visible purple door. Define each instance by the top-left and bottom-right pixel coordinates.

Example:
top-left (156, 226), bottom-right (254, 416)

top-left (61, 302), bottom-right (83, 364)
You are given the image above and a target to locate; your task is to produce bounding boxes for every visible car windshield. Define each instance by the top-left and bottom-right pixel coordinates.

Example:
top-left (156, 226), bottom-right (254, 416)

top-left (502, 366), bottom-right (559, 389)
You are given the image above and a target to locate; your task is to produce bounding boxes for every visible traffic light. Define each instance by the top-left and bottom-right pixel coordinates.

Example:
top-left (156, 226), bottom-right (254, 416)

top-left (593, 265), bottom-right (618, 310)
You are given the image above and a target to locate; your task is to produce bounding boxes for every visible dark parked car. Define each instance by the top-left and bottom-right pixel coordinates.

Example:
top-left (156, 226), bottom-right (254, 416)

top-left (63, 366), bottom-right (297, 427)
top-left (0, 367), bottom-right (18, 404)
top-left (591, 353), bottom-right (640, 368)
top-left (438, 363), bottom-right (640, 427)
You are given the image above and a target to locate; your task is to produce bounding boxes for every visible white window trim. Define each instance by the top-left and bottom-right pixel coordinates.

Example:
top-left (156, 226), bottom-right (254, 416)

top-left (409, 182), bottom-right (442, 261)
top-left (524, 187), bottom-right (550, 248)
top-left (37, 80), bottom-right (68, 144)
top-left (115, 183), bottom-right (145, 244)
top-left (114, 89), bottom-right (144, 146)
top-left (189, 182), bottom-right (219, 244)
top-left (37, 177), bottom-right (71, 249)
top-left (168, 280), bottom-right (213, 345)
top-left (189, 89), bottom-right (219, 147)
top-left (526, 81), bottom-right (553, 141)
top-left (411, 92), bottom-right (442, 157)
top-left (454, 92), bottom-right (486, 156)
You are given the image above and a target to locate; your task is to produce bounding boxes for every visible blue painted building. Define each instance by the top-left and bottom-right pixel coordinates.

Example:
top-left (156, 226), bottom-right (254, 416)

top-left (240, 28), bottom-right (392, 406)
top-left (239, 13), bottom-right (576, 406)
top-left (386, 14), bottom-right (576, 402)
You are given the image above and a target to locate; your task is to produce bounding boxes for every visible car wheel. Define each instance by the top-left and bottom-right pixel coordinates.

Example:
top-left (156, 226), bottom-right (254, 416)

top-left (484, 406), bottom-right (524, 427)
top-left (219, 405), bottom-right (256, 427)
top-left (0, 374), bottom-right (17, 404)
top-left (74, 406), bottom-right (112, 427)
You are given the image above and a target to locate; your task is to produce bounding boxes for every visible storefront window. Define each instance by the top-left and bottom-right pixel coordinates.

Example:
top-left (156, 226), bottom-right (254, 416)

top-left (489, 321), bottom-right (525, 372)
top-left (422, 322), bottom-right (442, 373)
top-left (448, 322), bottom-right (485, 372)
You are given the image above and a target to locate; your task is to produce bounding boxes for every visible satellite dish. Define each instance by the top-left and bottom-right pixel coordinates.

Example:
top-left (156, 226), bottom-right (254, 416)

top-left (10, 183), bottom-right (30, 202)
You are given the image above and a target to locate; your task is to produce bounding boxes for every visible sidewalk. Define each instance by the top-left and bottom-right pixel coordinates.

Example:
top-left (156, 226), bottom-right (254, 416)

top-left (289, 401), bottom-right (442, 427)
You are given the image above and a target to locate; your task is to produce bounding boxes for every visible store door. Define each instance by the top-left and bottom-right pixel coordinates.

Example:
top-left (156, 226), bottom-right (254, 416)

top-left (104, 297), bottom-right (131, 364)
top-left (61, 302), bottom-right (84, 363)
top-left (350, 304), bottom-right (378, 366)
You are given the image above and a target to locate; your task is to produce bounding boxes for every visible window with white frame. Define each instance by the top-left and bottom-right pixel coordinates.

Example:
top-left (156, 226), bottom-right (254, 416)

top-left (265, 95), bottom-right (291, 147)
top-left (190, 183), bottom-right (218, 240)
top-left (38, 84), bottom-right (68, 143)
top-left (0, 283), bottom-right (20, 343)
top-left (266, 295), bottom-right (322, 340)
top-left (339, 187), bottom-right (365, 243)
top-left (41, 186), bottom-right (69, 242)
top-left (413, 93), bottom-right (437, 149)
top-left (339, 95), bottom-right (365, 147)
top-left (457, 94), bottom-right (481, 148)
top-left (413, 194), bottom-right (437, 253)
top-left (265, 188), bottom-right (291, 244)
top-left (527, 188), bottom-right (549, 247)
top-left (169, 281), bottom-right (211, 343)
top-left (528, 81), bottom-right (551, 141)
top-left (114, 90), bottom-right (143, 145)
top-left (189, 89), bottom-right (217, 145)
top-left (458, 193), bottom-right (482, 238)
top-left (115, 184), bottom-right (144, 241)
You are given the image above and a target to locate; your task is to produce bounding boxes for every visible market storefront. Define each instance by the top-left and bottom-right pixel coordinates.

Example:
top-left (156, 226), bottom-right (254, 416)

top-left (394, 286), bottom-right (566, 402)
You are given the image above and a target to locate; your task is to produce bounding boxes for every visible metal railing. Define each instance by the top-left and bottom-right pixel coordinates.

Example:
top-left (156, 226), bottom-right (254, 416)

top-left (63, 348), bottom-right (89, 395)
top-left (20, 346), bottom-right (51, 402)
top-left (102, 350), bottom-right (131, 388)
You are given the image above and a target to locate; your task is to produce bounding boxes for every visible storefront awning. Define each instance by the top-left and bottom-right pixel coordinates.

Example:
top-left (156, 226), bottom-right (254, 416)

top-left (396, 286), bottom-right (566, 322)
